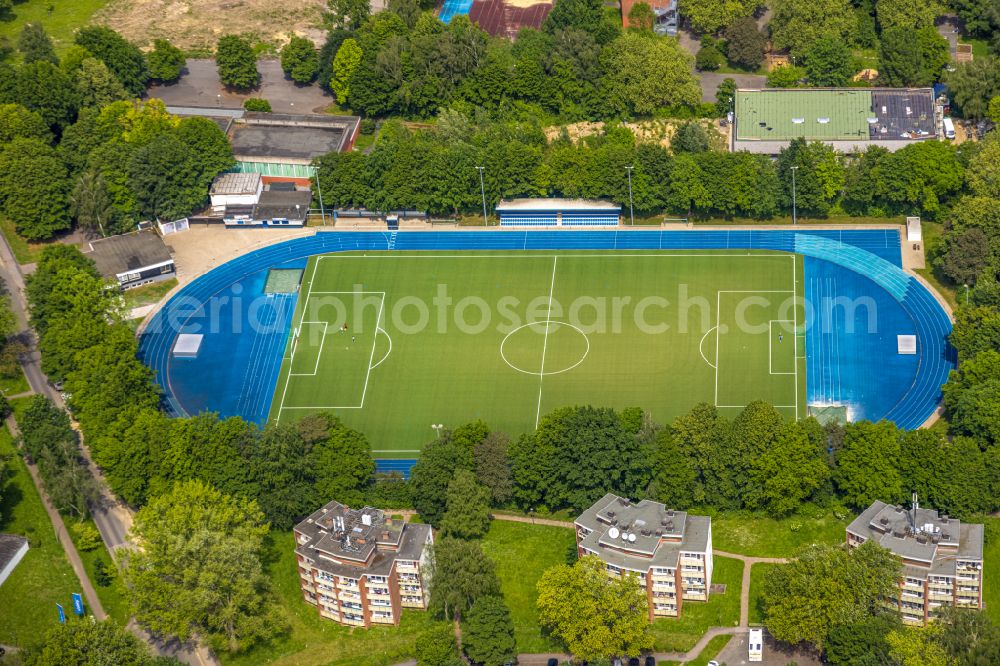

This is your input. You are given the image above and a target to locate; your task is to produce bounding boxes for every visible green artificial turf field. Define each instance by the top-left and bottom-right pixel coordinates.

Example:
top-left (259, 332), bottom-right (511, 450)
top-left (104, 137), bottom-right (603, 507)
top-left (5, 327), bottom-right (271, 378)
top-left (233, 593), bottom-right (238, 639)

top-left (269, 250), bottom-right (806, 455)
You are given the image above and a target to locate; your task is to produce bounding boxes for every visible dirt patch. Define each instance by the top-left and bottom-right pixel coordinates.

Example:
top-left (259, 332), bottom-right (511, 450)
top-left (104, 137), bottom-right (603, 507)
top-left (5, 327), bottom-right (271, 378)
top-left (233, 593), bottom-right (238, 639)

top-left (94, 0), bottom-right (327, 51)
top-left (544, 119), bottom-right (729, 152)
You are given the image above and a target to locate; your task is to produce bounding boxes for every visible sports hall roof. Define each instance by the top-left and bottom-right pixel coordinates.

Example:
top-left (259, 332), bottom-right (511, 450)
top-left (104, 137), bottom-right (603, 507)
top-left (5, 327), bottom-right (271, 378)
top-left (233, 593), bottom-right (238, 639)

top-left (735, 88), bottom-right (936, 143)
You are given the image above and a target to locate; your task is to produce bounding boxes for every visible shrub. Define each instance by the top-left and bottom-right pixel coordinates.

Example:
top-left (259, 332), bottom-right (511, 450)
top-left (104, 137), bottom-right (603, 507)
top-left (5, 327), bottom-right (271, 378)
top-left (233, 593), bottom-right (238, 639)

top-left (243, 97), bottom-right (272, 112)
top-left (696, 44), bottom-right (725, 71)
top-left (71, 521), bottom-right (102, 551)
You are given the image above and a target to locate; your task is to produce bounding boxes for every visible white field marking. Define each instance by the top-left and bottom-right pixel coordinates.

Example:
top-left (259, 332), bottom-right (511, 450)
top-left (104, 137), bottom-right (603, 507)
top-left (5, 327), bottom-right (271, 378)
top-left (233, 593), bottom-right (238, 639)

top-left (768, 320), bottom-right (796, 376)
top-left (315, 253), bottom-right (795, 262)
top-left (289, 322), bottom-right (329, 376)
top-left (792, 255), bottom-right (800, 421)
top-left (718, 405), bottom-right (797, 409)
top-left (370, 327), bottom-right (393, 370)
top-left (278, 290), bottom-right (386, 412)
top-left (499, 320), bottom-right (590, 376)
top-left (699, 326), bottom-right (718, 369)
top-left (715, 286), bottom-right (799, 412)
top-left (359, 293), bottom-right (386, 408)
top-left (535, 257), bottom-right (558, 429)
top-left (371, 449), bottom-right (421, 453)
top-left (275, 257), bottom-right (321, 423)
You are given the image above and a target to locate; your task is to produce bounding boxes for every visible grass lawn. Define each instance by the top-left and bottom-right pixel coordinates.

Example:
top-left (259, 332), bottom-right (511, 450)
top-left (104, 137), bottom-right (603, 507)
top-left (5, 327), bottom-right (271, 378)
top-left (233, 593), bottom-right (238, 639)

top-left (0, 217), bottom-right (47, 265)
top-left (747, 562), bottom-right (781, 626)
top-left (480, 519), bottom-right (577, 653)
top-left (0, 425), bottom-right (90, 647)
top-left (914, 220), bottom-right (959, 309)
top-left (0, 0), bottom-right (108, 57)
top-left (121, 278), bottom-right (178, 310)
top-left (650, 555), bottom-right (742, 653)
top-left (711, 512), bottom-right (847, 558)
top-left (982, 517), bottom-right (1000, 627)
top-left (663, 633), bottom-right (733, 666)
top-left (9, 395), bottom-right (36, 421)
top-left (269, 250), bottom-right (806, 455)
top-left (66, 517), bottom-right (130, 624)
top-left (968, 39), bottom-right (989, 59)
top-left (0, 368), bottom-right (30, 396)
top-left (221, 530), bottom-right (436, 666)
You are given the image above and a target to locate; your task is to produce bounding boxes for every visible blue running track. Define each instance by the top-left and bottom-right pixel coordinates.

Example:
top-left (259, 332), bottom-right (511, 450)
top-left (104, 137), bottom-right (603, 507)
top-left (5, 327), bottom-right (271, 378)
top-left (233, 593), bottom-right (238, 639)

top-left (138, 229), bottom-right (953, 476)
top-left (439, 0), bottom-right (473, 23)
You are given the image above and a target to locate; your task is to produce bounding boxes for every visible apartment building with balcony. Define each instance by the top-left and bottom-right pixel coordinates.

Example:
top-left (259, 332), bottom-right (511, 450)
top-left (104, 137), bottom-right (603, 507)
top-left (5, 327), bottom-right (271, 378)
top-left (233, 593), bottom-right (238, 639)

top-left (574, 493), bottom-right (713, 620)
top-left (846, 496), bottom-right (984, 626)
top-left (294, 501), bottom-right (433, 628)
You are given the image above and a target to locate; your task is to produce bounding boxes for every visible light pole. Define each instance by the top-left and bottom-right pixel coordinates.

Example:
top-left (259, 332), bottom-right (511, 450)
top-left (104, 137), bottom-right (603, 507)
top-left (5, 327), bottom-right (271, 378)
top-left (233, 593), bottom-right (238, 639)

top-left (431, 423), bottom-right (444, 439)
top-left (790, 166), bottom-right (799, 226)
top-left (314, 167), bottom-right (327, 225)
top-left (476, 166), bottom-right (488, 227)
top-left (625, 165), bottom-right (635, 226)
top-left (964, 284), bottom-right (970, 306)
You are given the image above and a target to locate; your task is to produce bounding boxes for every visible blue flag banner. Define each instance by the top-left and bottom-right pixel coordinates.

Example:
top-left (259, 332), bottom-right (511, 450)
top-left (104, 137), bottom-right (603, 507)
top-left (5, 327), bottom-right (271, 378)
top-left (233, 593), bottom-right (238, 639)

top-left (72, 592), bottom-right (84, 616)
top-left (56, 603), bottom-right (66, 624)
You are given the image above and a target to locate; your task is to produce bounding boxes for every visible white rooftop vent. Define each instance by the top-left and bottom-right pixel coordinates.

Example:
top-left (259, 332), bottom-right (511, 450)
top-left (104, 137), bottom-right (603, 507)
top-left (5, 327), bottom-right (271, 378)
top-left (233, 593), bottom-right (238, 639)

top-left (817, 117), bottom-right (831, 124)
top-left (361, 513), bottom-right (372, 526)
top-left (628, 533), bottom-right (637, 543)
top-left (608, 527), bottom-right (620, 540)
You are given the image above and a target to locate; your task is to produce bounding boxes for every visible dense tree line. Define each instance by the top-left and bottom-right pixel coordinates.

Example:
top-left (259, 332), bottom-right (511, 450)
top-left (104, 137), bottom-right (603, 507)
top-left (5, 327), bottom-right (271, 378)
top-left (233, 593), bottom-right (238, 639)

top-left (316, 114), bottom-right (971, 220)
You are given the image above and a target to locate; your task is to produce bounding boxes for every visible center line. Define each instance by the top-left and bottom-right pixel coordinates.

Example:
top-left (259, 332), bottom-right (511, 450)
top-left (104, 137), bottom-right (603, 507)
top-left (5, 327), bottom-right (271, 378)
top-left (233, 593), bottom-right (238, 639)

top-left (536, 256), bottom-right (558, 428)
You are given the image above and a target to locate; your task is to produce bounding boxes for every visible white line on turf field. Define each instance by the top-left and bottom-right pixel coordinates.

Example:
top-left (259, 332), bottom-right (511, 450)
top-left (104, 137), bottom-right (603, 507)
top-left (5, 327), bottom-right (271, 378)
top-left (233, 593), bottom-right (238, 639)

top-left (768, 320), bottom-right (796, 375)
top-left (699, 326), bottom-right (717, 369)
top-left (359, 294), bottom-right (386, 408)
top-left (370, 328), bottom-right (393, 370)
top-left (275, 257), bottom-right (321, 423)
top-left (316, 253), bottom-right (795, 261)
top-left (535, 256), bottom-right (558, 429)
top-left (289, 322), bottom-right (329, 376)
top-left (792, 255), bottom-right (800, 420)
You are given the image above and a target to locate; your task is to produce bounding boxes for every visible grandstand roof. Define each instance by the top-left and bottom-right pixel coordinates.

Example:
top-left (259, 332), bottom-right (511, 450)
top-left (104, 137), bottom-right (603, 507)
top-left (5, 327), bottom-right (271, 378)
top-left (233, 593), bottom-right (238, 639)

top-left (496, 198), bottom-right (621, 212)
top-left (735, 88), bottom-right (936, 143)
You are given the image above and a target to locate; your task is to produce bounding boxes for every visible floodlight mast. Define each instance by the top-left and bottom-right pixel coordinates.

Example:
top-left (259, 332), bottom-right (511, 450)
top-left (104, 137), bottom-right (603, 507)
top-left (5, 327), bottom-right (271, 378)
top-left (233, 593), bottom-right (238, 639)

top-left (476, 166), bottom-right (488, 227)
top-left (625, 165), bottom-right (635, 226)
top-left (790, 166), bottom-right (799, 226)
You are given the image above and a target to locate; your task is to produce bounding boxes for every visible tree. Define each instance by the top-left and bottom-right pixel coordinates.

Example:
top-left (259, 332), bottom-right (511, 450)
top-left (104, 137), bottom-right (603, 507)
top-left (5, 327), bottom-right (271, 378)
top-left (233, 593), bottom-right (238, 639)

top-left (767, 64), bottom-right (805, 87)
top-left (280, 36), bottom-right (319, 84)
top-left (777, 138), bottom-right (844, 216)
top-left (331, 38), bottom-right (363, 104)
top-left (74, 26), bottom-right (148, 97)
top-left (328, 0), bottom-right (372, 30)
top-left (429, 538), bottom-right (501, 621)
top-left (762, 541), bottom-right (900, 649)
top-left (463, 596), bottom-right (517, 666)
top-left (942, 228), bottom-right (991, 285)
top-left (805, 37), bottom-right (854, 86)
top-left (93, 557), bottom-right (114, 587)
top-left (22, 620), bottom-right (163, 666)
top-left (123, 480), bottom-right (285, 652)
top-left (945, 57), bottom-right (1000, 119)
top-left (886, 624), bottom-right (948, 666)
top-left (216, 35), bottom-right (259, 90)
top-left (825, 614), bottom-right (900, 666)
top-left (677, 0), bottom-right (762, 35)
top-left (544, 0), bottom-right (619, 44)
top-left (770, 0), bottom-right (857, 58)
top-left (724, 17), bottom-right (765, 70)
top-left (473, 430), bottom-right (512, 505)
top-left (410, 433), bottom-right (475, 527)
top-left (627, 2), bottom-right (655, 31)
top-left (70, 521), bottom-right (102, 550)
top-left (695, 42), bottom-right (724, 71)
top-left (0, 137), bottom-right (72, 240)
top-left (127, 133), bottom-right (203, 220)
top-left (147, 39), bottom-right (185, 82)
top-left (537, 556), bottom-right (653, 660)
top-left (745, 420), bottom-right (829, 516)
top-left (18, 23), bottom-right (57, 65)
top-left (440, 470), bottom-right (492, 540)
top-left (715, 77), bottom-right (736, 116)
top-left (7, 61), bottom-right (79, 131)
top-left (0, 103), bottom-right (51, 143)
top-left (75, 58), bottom-right (130, 109)
top-left (876, 0), bottom-right (942, 32)
top-left (416, 623), bottom-right (463, 666)
top-left (834, 420), bottom-right (902, 509)
top-left (672, 121), bottom-right (710, 153)
top-left (307, 414), bottom-right (375, 507)
top-left (70, 168), bottom-right (114, 237)
top-left (935, 606), bottom-right (1000, 663)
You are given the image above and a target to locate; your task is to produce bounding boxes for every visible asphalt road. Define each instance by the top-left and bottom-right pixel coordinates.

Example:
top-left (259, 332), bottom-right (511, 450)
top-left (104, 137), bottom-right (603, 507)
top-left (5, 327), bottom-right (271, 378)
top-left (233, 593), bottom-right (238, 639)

top-left (0, 234), bottom-right (216, 666)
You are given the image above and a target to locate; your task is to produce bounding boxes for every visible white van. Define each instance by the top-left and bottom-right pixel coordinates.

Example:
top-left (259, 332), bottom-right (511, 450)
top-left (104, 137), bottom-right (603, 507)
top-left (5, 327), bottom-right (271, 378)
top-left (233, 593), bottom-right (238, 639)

top-left (943, 117), bottom-right (956, 140)
top-left (749, 628), bottom-right (763, 662)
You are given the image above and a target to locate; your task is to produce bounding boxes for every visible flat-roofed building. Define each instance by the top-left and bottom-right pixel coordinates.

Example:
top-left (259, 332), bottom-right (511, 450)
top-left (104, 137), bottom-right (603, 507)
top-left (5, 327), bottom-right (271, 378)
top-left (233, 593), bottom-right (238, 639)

top-left (294, 501), bottom-right (433, 628)
top-left (84, 229), bottom-right (176, 290)
top-left (575, 493), bottom-right (713, 620)
top-left (495, 198), bottom-right (621, 227)
top-left (847, 497), bottom-right (984, 626)
top-left (733, 88), bottom-right (938, 154)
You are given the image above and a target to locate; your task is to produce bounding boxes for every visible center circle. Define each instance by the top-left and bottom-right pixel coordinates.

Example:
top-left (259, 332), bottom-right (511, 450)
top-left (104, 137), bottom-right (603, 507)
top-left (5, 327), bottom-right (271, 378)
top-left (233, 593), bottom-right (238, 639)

top-left (499, 320), bottom-right (591, 376)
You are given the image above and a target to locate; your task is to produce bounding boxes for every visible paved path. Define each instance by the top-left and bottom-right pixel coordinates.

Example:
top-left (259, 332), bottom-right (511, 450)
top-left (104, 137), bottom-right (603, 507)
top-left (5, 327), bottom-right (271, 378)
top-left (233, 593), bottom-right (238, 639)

top-left (715, 551), bottom-right (788, 628)
top-left (0, 231), bottom-right (217, 666)
top-left (5, 413), bottom-right (106, 621)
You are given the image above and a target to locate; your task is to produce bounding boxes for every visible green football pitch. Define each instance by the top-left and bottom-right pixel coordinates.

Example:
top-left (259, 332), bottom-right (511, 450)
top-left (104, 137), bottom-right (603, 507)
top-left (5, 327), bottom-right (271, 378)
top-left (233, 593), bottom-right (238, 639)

top-left (268, 251), bottom-right (807, 457)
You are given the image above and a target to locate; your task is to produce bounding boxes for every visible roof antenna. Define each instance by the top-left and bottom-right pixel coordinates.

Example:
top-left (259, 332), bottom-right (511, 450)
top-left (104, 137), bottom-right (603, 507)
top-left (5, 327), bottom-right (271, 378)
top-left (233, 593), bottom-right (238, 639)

top-left (911, 492), bottom-right (919, 531)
